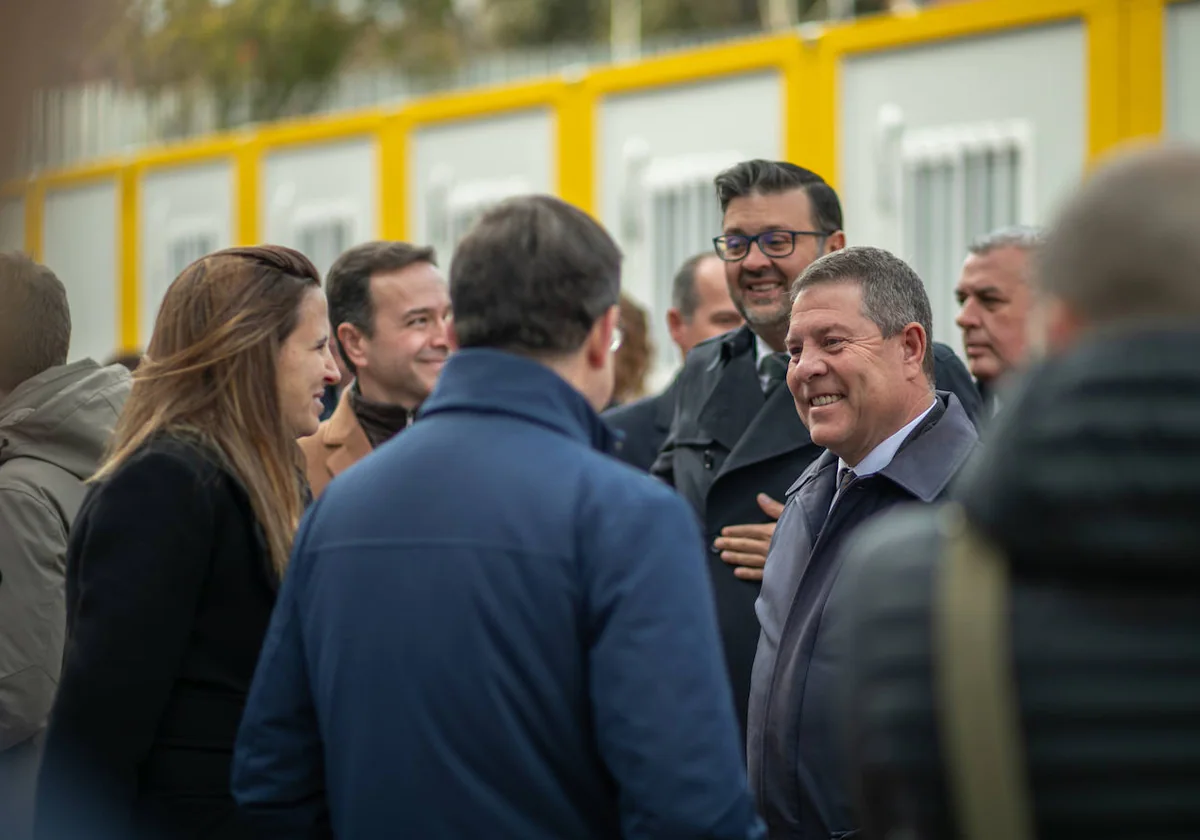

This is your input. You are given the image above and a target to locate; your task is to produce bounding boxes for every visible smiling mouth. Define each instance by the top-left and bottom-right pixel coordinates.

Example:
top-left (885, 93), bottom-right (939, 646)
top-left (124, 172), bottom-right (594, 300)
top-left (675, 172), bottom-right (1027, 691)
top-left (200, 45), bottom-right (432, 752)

top-left (744, 281), bottom-right (783, 294)
top-left (809, 394), bottom-right (844, 407)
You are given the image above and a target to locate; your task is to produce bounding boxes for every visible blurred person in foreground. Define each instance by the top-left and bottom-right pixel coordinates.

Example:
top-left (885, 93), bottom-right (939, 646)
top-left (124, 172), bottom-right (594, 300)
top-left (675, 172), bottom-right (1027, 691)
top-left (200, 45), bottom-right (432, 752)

top-left (0, 253), bottom-right (130, 840)
top-left (232, 195), bottom-right (764, 840)
top-left (35, 246), bottom-right (340, 840)
top-left (651, 160), bottom-right (981, 739)
top-left (839, 142), bottom-right (1200, 840)
top-left (302, 241), bottom-right (450, 498)
top-left (605, 252), bottom-right (744, 471)
top-left (954, 225), bottom-right (1042, 417)
top-left (747, 246), bottom-right (979, 840)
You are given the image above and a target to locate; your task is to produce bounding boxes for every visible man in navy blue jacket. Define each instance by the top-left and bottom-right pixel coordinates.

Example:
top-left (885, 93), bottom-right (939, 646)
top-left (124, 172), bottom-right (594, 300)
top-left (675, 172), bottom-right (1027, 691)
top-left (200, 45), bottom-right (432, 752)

top-left (232, 194), bottom-right (765, 840)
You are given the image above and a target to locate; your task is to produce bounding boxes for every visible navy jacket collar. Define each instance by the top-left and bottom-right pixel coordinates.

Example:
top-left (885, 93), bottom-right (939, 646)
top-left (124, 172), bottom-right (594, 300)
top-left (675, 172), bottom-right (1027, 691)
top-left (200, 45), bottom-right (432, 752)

top-left (420, 349), bottom-right (617, 455)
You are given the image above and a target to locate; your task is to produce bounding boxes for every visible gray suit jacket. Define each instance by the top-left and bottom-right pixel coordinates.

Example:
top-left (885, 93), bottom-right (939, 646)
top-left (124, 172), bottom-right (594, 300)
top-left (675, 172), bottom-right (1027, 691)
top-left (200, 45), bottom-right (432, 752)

top-left (747, 393), bottom-right (979, 840)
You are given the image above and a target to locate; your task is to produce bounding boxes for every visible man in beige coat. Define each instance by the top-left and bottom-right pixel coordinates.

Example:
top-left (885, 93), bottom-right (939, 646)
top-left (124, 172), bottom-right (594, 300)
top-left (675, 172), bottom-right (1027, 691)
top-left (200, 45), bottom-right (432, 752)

top-left (0, 253), bottom-right (131, 840)
top-left (300, 241), bottom-right (451, 498)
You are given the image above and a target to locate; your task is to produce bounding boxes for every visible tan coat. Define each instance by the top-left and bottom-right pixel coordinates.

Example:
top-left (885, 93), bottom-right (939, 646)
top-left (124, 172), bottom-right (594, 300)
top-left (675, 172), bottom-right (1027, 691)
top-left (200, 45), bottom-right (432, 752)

top-left (298, 387), bottom-right (373, 500)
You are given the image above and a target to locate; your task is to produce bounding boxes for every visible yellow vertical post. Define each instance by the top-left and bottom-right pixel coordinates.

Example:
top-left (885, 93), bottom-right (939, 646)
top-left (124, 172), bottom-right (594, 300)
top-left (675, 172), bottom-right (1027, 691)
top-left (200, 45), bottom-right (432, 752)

top-left (24, 178), bottom-right (44, 260)
top-left (556, 77), bottom-right (596, 216)
top-left (379, 114), bottom-right (409, 240)
top-left (1125, 0), bottom-right (1165, 141)
top-left (235, 136), bottom-right (261, 245)
top-left (1086, 0), bottom-right (1125, 161)
top-left (792, 32), bottom-right (839, 187)
top-left (118, 164), bottom-right (140, 352)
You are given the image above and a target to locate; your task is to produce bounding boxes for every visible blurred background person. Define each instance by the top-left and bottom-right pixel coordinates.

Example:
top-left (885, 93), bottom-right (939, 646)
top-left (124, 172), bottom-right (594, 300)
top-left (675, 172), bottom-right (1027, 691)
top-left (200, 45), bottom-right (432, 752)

top-left (0, 253), bottom-right (130, 840)
top-left (840, 143), bottom-right (1200, 840)
top-left (609, 291), bottom-right (653, 408)
top-left (302, 240), bottom-right (450, 499)
top-left (35, 246), bottom-right (339, 840)
top-left (605, 252), bottom-right (743, 471)
top-left (954, 225), bottom-right (1042, 417)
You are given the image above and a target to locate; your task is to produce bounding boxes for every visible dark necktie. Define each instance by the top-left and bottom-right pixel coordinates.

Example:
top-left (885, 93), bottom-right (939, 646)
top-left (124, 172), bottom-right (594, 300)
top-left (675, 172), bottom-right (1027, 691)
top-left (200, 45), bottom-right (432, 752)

top-left (837, 466), bottom-right (857, 495)
top-left (760, 352), bottom-right (789, 396)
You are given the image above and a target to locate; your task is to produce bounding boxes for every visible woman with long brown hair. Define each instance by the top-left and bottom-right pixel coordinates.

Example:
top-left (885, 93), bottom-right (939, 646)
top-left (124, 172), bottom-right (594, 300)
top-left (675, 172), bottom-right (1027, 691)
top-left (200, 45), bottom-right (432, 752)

top-left (35, 246), bottom-right (340, 840)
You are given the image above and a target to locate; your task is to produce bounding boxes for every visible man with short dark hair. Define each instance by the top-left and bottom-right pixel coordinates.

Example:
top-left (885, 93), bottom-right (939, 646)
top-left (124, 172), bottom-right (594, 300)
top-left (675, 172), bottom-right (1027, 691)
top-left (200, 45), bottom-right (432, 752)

top-left (652, 159), bottom-right (981, 738)
top-left (840, 143), bottom-right (1200, 840)
top-left (233, 196), bottom-right (764, 840)
top-left (299, 240), bottom-right (451, 498)
top-left (955, 225), bottom-right (1041, 414)
top-left (748, 246), bottom-right (978, 840)
top-left (0, 252), bottom-right (130, 840)
top-left (605, 251), bottom-right (743, 470)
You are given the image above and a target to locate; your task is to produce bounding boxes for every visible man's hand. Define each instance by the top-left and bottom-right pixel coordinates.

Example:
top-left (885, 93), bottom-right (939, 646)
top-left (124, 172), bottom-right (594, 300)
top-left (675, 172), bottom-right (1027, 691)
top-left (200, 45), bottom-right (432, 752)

top-left (713, 494), bottom-right (786, 581)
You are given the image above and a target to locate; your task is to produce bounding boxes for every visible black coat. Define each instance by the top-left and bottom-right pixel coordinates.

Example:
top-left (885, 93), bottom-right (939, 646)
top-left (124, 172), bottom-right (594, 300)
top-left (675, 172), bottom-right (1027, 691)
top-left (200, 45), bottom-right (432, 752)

top-left (35, 435), bottom-right (277, 840)
top-left (651, 325), bottom-right (982, 738)
top-left (602, 376), bottom-right (679, 472)
top-left (839, 327), bottom-right (1200, 840)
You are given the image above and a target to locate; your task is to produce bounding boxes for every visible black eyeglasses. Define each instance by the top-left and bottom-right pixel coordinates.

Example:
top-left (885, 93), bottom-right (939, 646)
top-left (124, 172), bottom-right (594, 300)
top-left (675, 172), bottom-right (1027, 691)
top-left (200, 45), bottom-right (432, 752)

top-left (713, 230), bottom-right (831, 262)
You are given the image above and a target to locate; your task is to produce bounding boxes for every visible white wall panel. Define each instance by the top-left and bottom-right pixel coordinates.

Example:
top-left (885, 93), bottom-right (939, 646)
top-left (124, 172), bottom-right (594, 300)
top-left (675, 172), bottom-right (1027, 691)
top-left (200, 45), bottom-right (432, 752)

top-left (409, 108), bottom-right (554, 262)
top-left (0, 198), bottom-right (24, 252)
top-left (264, 138), bottom-right (376, 277)
top-left (599, 72), bottom-right (781, 386)
top-left (1167, 0), bottom-right (1200, 140)
top-left (139, 160), bottom-right (234, 345)
top-left (839, 22), bottom-right (1086, 358)
top-left (44, 182), bottom-right (119, 362)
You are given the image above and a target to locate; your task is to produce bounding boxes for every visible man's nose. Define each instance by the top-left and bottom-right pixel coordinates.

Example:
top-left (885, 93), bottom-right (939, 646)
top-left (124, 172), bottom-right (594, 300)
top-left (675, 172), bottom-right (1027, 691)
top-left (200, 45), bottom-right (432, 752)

top-left (741, 242), bottom-right (773, 273)
top-left (956, 299), bottom-right (980, 329)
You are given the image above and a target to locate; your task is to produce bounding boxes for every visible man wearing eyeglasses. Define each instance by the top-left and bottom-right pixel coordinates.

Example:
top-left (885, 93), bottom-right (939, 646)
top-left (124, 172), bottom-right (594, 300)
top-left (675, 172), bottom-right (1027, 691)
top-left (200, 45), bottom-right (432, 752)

top-left (652, 160), bottom-right (981, 740)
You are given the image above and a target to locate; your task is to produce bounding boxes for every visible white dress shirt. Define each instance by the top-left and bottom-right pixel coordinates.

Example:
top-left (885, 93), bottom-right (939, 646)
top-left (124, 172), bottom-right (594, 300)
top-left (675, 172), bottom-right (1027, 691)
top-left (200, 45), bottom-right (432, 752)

top-left (830, 398), bottom-right (937, 510)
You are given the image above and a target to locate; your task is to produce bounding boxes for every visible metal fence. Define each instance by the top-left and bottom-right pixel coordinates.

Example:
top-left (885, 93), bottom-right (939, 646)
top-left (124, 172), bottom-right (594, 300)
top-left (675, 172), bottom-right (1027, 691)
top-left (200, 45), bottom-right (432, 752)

top-left (19, 26), bottom-right (765, 173)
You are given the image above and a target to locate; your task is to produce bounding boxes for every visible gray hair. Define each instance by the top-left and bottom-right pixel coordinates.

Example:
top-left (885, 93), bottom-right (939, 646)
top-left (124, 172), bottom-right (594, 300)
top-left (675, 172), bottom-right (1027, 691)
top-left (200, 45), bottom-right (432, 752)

top-left (968, 224), bottom-right (1044, 257)
top-left (670, 252), bottom-right (715, 320)
top-left (1038, 144), bottom-right (1200, 323)
top-left (792, 245), bottom-right (935, 381)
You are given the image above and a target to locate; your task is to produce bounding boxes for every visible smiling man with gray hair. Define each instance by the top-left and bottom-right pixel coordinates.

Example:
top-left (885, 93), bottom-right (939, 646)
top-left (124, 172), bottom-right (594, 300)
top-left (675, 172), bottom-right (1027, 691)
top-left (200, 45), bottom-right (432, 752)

top-left (747, 245), bottom-right (979, 840)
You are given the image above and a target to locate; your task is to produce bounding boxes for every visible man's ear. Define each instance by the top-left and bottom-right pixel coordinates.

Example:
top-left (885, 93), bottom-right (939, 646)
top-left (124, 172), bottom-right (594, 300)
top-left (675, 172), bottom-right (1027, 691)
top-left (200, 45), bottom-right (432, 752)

top-left (825, 230), bottom-right (847, 254)
top-left (667, 307), bottom-right (686, 348)
top-left (446, 318), bottom-right (460, 352)
top-left (902, 322), bottom-right (928, 376)
top-left (585, 305), bottom-right (620, 369)
top-left (337, 322), bottom-right (370, 371)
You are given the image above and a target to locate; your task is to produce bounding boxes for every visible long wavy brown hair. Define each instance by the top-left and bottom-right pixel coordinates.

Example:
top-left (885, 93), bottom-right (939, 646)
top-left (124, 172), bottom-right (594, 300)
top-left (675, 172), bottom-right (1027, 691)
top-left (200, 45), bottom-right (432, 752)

top-left (93, 245), bottom-right (321, 579)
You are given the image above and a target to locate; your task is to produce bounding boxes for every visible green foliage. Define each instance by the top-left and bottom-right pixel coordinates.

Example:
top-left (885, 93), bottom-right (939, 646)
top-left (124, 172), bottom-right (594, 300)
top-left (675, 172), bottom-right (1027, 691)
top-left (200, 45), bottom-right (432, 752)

top-left (125, 0), bottom-right (365, 127)
top-left (119, 0), bottom-right (897, 127)
top-left (482, 0), bottom-right (608, 47)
